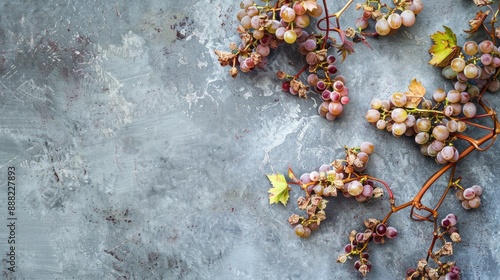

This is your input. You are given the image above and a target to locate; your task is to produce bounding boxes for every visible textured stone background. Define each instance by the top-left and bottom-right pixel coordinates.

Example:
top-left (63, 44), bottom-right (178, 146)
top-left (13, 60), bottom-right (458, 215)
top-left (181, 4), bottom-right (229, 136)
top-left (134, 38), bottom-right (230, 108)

top-left (0, 0), bottom-right (498, 279)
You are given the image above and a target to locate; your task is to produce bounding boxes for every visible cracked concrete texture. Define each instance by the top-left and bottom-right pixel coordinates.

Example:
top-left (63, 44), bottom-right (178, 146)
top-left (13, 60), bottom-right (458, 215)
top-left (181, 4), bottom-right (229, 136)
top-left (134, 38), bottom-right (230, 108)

top-left (0, 0), bottom-right (498, 279)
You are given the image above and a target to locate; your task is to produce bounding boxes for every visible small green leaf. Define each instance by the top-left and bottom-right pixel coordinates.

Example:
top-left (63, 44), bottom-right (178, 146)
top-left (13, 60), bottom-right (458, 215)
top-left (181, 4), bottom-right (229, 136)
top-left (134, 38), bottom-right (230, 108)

top-left (428, 26), bottom-right (461, 67)
top-left (267, 173), bottom-right (290, 206)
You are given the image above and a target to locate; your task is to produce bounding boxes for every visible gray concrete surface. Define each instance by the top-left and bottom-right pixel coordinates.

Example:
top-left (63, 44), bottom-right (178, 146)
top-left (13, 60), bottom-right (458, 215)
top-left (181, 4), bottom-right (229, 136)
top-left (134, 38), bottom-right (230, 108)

top-left (0, 0), bottom-right (498, 279)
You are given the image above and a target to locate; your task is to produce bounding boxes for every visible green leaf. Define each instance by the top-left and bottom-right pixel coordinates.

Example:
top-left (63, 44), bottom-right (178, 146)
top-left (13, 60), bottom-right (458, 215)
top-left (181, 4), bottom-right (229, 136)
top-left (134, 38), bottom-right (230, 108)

top-left (428, 26), bottom-right (461, 67)
top-left (267, 173), bottom-right (290, 206)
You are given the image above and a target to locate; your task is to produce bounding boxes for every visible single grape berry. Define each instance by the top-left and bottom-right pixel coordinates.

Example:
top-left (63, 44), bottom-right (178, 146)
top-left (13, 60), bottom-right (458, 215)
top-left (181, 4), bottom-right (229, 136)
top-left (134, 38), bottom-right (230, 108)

top-left (463, 188), bottom-right (476, 200)
top-left (385, 227), bottom-right (398, 239)
top-left (376, 223), bottom-right (387, 236)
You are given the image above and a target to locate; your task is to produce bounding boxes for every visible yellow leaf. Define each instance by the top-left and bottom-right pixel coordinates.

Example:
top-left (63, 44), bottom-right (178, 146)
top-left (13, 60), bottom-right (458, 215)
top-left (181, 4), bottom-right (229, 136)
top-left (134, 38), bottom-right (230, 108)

top-left (405, 79), bottom-right (426, 108)
top-left (301, 0), bottom-right (318, 12)
top-left (428, 26), bottom-right (461, 67)
top-left (267, 173), bottom-right (290, 206)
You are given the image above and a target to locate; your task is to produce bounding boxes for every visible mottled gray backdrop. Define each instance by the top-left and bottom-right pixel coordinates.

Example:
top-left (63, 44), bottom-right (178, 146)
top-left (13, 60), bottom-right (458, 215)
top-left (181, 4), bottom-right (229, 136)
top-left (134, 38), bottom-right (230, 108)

top-left (0, 0), bottom-right (498, 279)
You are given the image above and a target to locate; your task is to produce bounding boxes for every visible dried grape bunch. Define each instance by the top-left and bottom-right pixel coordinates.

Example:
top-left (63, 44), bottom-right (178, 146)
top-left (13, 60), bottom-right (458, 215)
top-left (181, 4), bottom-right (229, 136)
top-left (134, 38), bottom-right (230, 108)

top-left (405, 214), bottom-right (462, 280)
top-left (267, 142), bottom-right (391, 238)
top-left (337, 218), bottom-right (399, 276)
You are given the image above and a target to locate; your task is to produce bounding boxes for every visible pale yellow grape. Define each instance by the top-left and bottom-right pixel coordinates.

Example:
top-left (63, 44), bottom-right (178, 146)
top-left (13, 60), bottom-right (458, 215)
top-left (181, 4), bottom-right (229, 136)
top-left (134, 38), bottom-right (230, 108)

top-left (252, 29), bottom-right (264, 39)
top-left (450, 57), bottom-right (465, 72)
top-left (440, 146), bottom-right (455, 161)
top-left (391, 108), bottom-right (408, 122)
top-left (450, 103), bottom-right (462, 116)
top-left (294, 14), bottom-right (310, 28)
top-left (410, 0), bottom-right (423, 14)
top-left (390, 92), bottom-right (407, 107)
top-left (468, 196), bottom-right (481, 208)
top-left (444, 105), bottom-right (454, 117)
top-left (387, 13), bottom-right (402, 29)
top-left (401, 10), bottom-right (416, 27)
top-left (246, 6), bottom-right (259, 17)
top-left (236, 9), bottom-right (247, 21)
top-left (281, 7), bottom-right (296, 23)
top-left (241, 15), bottom-right (252, 29)
top-left (420, 143), bottom-right (430, 156)
top-left (463, 41), bottom-right (478, 56)
top-left (241, 0), bottom-right (254, 9)
top-left (381, 99), bottom-right (391, 111)
top-left (462, 102), bottom-right (477, 118)
top-left (432, 89), bottom-right (446, 102)
top-left (436, 152), bottom-right (448, 164)
top-left (267, 20), bottom-right (281, 34)
top-left (415, 132), bottom-right (430, 144)
top-left (347, 181), bottom-right (363, 196)
top-left (416, 118), bottom-right (431, 132)
top-left (365, 109), bottom-right (381, 123)
top-left (392, 122), bottom-right (407, 137)
top-left (461, 200), bottom-right (472, 210)
top-left (446, 120), bottom-right (458, 132)
top-left (404, 114), bottom-right (416, 127)
top-left (432, 125), bottom-right (449, 141)
top-left (370, 99), bottom-right (382, 109)
top-left (275, 27), bottom-right (286, 40)
top-left (375, 19), bottom-right (391, 36)
top-left (457, 121), bottom-right (467, 132)
top-left (360, 142), bottom-right (375, 154)
top-left (307, 5), bottom-right (323, 17)
top-left (446, 90), bottom-right (461, 103)
top-left (463, 64), bottom-right (478, 79)
top-left (376, 120), bottom-right (386, 130)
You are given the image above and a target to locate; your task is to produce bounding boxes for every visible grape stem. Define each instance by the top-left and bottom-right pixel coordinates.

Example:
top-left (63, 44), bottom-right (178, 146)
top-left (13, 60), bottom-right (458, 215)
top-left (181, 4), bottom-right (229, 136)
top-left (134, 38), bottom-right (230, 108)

top-left (317, 0), bottom-right (354, 49)
top-left (293, 64), bottom-right (309, 79)
top-left (381, 99), bottom-right (500, 225)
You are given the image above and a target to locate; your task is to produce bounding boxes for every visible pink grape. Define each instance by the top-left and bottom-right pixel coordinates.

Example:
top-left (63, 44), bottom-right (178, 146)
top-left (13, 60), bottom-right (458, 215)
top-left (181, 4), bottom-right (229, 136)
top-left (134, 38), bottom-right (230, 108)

top-left (463, 188), bottom-right (476, 200)
top-left (328, 101), bottom-right (343, 116)
top-left (471, 185), bottom-right (483, 196)
top-left (385, 227), bottom-right (398, 239)
top-left (303, 39), bottom-right (317, 51)
top-left (340, 96), bottom-right (349, 105)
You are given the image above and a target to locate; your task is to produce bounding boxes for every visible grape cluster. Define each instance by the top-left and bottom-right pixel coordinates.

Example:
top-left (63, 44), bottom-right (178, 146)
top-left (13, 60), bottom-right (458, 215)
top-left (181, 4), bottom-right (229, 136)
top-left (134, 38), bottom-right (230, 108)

top-left (406, 260), bottom-right (461, 280)
top-left (337, 218), bottom-right (398, 276)
top-left (365, 87), bottom-right (478, 164)
top-left (288, 142), bottom-right (385, 238)
top-left (214, 0), bottom-right (324, 78)
top-left (355, 0), bottom-right (422, 36)
top-left (455, 185), bottom-right (482, 210)
top-left (278, 39), bottom-right (349, 121)
top-left (442, 39), bottom-right (500, 93)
